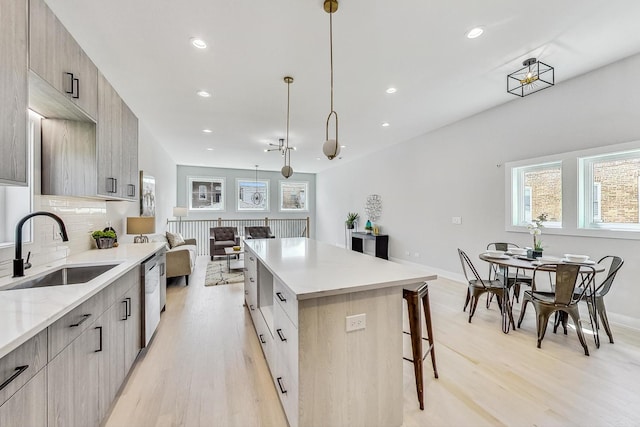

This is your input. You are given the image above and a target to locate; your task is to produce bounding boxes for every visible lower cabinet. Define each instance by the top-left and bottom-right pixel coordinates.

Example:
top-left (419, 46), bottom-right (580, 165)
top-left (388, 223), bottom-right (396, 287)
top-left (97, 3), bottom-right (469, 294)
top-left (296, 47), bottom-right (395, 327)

top-left (47, 268), bottom-right (142, 427)
top-left (0, 368), bottom-right (47, 427)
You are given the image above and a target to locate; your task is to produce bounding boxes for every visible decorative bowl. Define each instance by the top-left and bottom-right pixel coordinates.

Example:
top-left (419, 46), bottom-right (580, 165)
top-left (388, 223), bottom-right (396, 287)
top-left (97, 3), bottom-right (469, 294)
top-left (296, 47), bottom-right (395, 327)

top-left (509, 248), bottom-right (527, 256)
top-left (233, 246), bottom-right (241, 251)
top-left (486, 250), bottom-right (505, 257)
top-left (564, 254), bottom-right (589, 263)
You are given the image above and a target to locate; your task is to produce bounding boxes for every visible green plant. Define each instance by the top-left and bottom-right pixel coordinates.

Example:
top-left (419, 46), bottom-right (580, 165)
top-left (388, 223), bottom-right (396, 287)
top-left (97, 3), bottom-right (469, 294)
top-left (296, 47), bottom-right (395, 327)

top-left (92, 230), bottom-right (116, 239)
top-left (345, 212), bottom-right (359, 225)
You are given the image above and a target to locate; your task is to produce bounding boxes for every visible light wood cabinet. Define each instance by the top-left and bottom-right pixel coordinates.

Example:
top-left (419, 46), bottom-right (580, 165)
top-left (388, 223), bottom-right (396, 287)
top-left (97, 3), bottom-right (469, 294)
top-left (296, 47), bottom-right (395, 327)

top-left (123, 279), bottom-right (142, 373)
top-left (0, 368), bottom-right (47, 427)
top-left (0, 330), bottom-right (47, 407)
top-left (97, 72), bottom-right (138, 200)
top-left (0, 0), bottom-right (28, 185)
top-left (159, 252), bottom-right (167, 311)
top-left (29, 0), bottom-right (98, 120)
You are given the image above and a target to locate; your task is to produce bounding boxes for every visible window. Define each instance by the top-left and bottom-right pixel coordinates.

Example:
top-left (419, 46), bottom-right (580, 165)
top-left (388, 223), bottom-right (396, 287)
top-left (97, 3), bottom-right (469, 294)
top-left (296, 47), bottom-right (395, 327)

top-left (511, 162), bottom-right (562, 227)
top-left (280, 181), bottom-right (308, 211)
top-left (579, 149), bottom-right (640, 230)
top-left (236, 178), bottom-right (269, 211)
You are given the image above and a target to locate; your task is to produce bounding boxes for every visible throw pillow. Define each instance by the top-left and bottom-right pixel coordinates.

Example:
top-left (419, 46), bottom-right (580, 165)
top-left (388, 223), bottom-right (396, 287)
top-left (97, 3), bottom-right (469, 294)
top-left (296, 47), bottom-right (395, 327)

top-left (166, 231), bottom-right (185, 249)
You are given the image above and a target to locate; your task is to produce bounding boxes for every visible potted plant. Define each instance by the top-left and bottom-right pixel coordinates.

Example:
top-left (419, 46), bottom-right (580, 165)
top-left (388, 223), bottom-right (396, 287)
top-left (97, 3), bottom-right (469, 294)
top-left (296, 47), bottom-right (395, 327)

top-left (92, 229), bottom-right (116, 249)
top-left (345, 212), bottom-right (359, 229)
top-left (527, 213), bottom-right (548, 258)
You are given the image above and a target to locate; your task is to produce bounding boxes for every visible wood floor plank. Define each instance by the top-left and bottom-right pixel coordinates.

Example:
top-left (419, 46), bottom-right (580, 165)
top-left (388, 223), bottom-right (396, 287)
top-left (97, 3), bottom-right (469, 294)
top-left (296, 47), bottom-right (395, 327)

top-left (105, 256), bottom-right (640, 427)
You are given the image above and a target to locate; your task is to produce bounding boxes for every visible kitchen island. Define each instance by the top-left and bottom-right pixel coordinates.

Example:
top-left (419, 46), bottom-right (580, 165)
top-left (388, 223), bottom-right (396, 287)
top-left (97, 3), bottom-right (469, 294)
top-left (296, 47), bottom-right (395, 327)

top-left (243, 237), bottom-right (437, 427)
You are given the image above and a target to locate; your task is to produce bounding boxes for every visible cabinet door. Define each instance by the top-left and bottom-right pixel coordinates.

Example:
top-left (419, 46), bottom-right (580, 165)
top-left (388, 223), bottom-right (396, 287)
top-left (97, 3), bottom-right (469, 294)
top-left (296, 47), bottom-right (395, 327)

top-left (124, 280), bottom-right (142, 373)
top-left (98, 302), bottom-right (125, 421)
top-left (48, 322), bottom-right (101, 427)
top-left (159, 252), bottom-right (167, 311)
top-left (29, 0), bottom-right (97, 119)
top-left (96, 72), bottom-right (122, 197)
top-left (0, 0), bottom-right (28, 185)
top-left (121, 101), bottom-right (139, 200)
top-left (0, 368), bottom-right (47, 427)
top-left (41, 119), bottom-right (97, 197)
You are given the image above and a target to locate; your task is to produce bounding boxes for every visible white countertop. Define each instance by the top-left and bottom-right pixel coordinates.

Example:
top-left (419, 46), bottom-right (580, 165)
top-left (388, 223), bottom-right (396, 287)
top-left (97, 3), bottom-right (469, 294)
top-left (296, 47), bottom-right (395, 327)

top-left (244, 237), bottom-right (437, 300)
top-left (0, 242), bottom-right (166, 359)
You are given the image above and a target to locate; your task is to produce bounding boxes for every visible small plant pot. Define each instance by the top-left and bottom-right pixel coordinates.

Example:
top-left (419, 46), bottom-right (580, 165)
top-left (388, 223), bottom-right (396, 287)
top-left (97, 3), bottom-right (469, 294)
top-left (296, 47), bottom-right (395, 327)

top-left (527, 249), bottom-right (543, 259)
top-left (95, 237), bottom-right (115, 249)
top-left (346, 223), bottom-right (355, 230)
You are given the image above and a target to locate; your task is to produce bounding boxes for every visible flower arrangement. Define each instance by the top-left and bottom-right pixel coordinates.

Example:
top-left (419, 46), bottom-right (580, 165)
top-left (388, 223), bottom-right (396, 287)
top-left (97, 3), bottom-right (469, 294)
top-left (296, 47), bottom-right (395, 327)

top-left (527, 213), bottom-right (548, 251)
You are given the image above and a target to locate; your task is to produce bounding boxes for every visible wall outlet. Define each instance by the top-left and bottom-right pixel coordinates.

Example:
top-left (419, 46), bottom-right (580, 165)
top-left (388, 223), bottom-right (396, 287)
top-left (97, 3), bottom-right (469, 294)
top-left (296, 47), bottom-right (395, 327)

top-left (405, 251), bottom-right (410, 256)
top-left (452, 216), bottom-right (462, 225)
top-left (413, 252), bottom-right (420, 258)
top-left (346, 313), bottom-right (366, 332)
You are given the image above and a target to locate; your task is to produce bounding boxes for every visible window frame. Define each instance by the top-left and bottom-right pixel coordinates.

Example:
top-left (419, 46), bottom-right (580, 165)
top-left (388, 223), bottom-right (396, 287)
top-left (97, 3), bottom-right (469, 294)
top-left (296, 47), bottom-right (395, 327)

top-left (509, 160), bottom-right (563, 229)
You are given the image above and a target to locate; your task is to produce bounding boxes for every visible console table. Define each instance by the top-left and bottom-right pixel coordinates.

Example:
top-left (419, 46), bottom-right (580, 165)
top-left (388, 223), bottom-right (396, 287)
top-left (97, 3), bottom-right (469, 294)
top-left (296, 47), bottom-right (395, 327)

top-left (351, 232), bottom-right (389, 260)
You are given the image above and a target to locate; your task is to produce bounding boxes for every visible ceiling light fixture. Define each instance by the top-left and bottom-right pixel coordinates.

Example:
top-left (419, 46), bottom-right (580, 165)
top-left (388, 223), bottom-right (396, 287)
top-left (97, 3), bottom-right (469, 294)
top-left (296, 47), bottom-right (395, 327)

top-left (266, 138), bottom-right (285, 155)
top-left (202, 129), bottom-right (212, 133)
top-left (382, 122), bottom-right (390, 127)
top-left (190, 38), bottom-right (207, 49)
top-left (322, 0), bottom-right (341, 160)
top-left (385, 87), bottom-right (397, 94)
top-left (197, 90), bottom-right (211, 97)
top-left (466, 27), bottom-right (484, 39)
top-left (507, 57), bottom-right (554, 97)
top-left (252, 165), bottom-right (264, 205)
top-left (206, 148), bottom-right (214, 151)
top-left (281, 76), bottom-right (295, 179)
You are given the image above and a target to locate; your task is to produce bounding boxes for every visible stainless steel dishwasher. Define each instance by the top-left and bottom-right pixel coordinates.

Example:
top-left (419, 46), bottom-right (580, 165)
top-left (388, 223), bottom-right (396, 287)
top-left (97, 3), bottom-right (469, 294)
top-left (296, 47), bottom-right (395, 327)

top-left (142, 253), bottom-right (161, 346)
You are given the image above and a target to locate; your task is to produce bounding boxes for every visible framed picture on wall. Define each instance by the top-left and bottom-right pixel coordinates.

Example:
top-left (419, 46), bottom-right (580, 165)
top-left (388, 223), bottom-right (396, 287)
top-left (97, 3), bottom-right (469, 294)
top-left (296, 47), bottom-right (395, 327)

top-left (140, 172), bottom-right (156, 216)
top-left (279, 181), bottom-right (308, 211)
top-left (188, 176), bottom-right (225, 211)
top-left (236, 178), bottom-right (269, 211)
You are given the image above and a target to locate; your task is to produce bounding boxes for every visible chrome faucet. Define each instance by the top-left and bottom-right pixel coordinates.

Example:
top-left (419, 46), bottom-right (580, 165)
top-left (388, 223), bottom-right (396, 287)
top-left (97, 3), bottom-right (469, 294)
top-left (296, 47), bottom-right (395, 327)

top-left (13, 211), bottom-right (69, 277)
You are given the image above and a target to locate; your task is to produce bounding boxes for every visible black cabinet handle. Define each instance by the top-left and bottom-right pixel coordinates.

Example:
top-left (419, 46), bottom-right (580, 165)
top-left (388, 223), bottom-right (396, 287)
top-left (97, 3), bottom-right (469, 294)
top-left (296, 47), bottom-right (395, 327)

top-left (121, 300), bottom-right (128, 321)
top-left (72, 77), bottom-right (79, 99)
top-left (249, 304), bottom-right (255, 311)
top-left (276, 377), bottom-right (287, 394)
top-left (65, 72), bottom-right (74, 94)
top-left (276, 328), bottom-right (287, 342)
top-left (249, 277), bottom-right (255, 283)
top-left (125, 297), bottom-right (132, 317)
top-left (106, 178), bottom-right (118, 193)
top-left (95, 326), bottom-right (103, 352)
top-left (259, 334), bottom-right (266, 344)
top-left (127, 184), bottom-right (136, 197)
top-left (276, 292), bottom-right (286, 302)
top-left (250, 257), bottom-right (255, 261)
top-left (70, 313), bottom-right (91, 327)
top-left (0, 365), bottom-right (29, 392)
top-left (244, 290), bottom-right (249, 295)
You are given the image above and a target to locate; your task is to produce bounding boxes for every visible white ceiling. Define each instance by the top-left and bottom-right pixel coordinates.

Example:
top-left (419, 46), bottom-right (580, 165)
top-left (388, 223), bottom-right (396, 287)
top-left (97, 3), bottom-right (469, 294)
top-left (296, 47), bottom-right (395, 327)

top-left (45, 0), bottom-right (640, 174)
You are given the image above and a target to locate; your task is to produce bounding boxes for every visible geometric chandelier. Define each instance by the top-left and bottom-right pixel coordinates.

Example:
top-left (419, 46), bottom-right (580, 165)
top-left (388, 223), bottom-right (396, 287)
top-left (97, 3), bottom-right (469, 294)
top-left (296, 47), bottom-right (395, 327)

top-left (507, 57), bottom-right (554, 97)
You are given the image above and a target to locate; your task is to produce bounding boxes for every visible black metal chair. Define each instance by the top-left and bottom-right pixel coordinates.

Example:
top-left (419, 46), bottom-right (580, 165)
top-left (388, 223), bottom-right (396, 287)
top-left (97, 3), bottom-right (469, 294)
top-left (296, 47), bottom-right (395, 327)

top-left (458, 249), bottom-right (515, 327)
top-left (518, 263), bottom-right (596, 355)
top-left (486, 242), bottom-right (532, 304)
top-left (575, 255), bottom-right (623, 345)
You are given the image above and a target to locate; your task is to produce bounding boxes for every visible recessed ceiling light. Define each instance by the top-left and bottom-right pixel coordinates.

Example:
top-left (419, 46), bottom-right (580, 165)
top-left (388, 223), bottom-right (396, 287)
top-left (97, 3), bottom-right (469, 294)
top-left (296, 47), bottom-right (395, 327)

top-left (382, 122), bottom-right (390, 127)
top-left (340, 145), bottom-right (346, 148)
top-left (466, 27), bottom-right (484, 39)
top-left (190, 38), bottom-right (207, 49)
top-left (197, 90), bottom-right (211, 98)
top-left (316, 157), bottom-right (321, 160)
top-left (206, 148), bottom-right (214, 151)
top-left (202, 129), bottom-right (212, 133)
top-left (386, 87), bottom-right (397, 94)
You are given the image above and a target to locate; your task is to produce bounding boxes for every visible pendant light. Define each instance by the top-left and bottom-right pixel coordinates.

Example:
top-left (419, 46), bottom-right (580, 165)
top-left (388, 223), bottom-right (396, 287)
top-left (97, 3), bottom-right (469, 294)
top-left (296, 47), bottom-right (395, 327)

top-left (281, 76), bottom-right (294, 178)
top-left (251, 165), bottom-right (263, 205)
top-left (322, 0), bottom-right (340, 160)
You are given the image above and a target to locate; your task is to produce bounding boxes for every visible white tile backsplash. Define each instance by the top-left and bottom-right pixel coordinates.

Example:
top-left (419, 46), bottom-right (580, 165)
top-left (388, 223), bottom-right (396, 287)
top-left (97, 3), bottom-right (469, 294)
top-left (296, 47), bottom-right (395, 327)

top-left (0, 195), bottom-right (108, 278)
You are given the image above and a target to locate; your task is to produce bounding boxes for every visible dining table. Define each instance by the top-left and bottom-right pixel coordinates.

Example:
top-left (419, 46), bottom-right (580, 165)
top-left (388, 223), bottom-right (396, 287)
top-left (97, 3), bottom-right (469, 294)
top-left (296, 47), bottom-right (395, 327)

top-left (478, 253), bottom-right (605, 337)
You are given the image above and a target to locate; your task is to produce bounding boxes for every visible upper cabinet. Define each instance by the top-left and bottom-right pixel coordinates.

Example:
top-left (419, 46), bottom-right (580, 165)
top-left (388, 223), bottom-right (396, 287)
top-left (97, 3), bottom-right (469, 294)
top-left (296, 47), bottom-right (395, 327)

top-left (29, 0), bottom-right (98, 121)
top-left (0, 0), bottom-right (28, 185)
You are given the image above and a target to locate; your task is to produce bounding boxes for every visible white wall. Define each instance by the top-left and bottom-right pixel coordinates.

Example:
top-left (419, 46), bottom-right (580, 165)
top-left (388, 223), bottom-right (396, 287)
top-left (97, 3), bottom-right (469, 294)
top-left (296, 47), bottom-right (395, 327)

top-left (316, 52), bottom-right (640, 325)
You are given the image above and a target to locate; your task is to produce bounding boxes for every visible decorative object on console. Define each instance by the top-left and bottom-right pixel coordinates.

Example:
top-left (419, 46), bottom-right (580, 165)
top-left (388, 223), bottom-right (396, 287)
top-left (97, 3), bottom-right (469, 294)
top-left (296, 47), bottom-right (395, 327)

top-left (127, 216), bottom-right (155, 243)
top-left (365, 220), bottom-right (372, 234)
top-left (172, 206), bottom-right (188, 233)
top-left (140, 172), bottom-right (156, 216)
top-left (321, 0), bottom-right (342, 160)
top-left (92, 229), bottom-right (116, 249)
top-left (281, 76), bottom-right (295, 178)
top-left (507, 57), bottom-right (554, 97)
top-left (345, 212), bottom-right (359, 230)
top-left (365, 194), bottom-right (382, 223)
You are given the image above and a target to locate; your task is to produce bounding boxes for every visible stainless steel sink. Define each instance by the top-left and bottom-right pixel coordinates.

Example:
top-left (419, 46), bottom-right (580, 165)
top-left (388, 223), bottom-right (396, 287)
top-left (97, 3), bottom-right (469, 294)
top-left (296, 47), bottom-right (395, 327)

top-left (3, 264), bottom-right (120, 290)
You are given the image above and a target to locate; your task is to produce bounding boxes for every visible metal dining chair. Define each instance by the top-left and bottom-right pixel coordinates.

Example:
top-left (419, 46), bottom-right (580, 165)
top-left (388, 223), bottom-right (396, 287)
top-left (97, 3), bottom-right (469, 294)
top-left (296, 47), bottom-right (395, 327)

top-left (575, 255), bottom-right (624, 345)
top-left (486, 242), bottom-right (532, 304)
top-left (517, 263), bottom-right (596, 355)
top-left (458, 249), bottom-right (515, 327)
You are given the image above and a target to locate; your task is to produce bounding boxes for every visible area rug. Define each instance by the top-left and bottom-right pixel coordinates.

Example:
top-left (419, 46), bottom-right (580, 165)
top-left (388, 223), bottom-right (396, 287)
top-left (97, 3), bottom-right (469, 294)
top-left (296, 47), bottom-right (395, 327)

top-left (204, 260), bottom-right (244, 286)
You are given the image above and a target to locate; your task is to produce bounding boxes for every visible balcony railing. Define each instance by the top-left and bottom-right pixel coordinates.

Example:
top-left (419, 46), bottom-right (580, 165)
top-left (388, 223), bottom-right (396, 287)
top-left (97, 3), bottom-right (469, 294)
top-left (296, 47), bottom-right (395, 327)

top-left (166, 217), bottom-right (310, 256)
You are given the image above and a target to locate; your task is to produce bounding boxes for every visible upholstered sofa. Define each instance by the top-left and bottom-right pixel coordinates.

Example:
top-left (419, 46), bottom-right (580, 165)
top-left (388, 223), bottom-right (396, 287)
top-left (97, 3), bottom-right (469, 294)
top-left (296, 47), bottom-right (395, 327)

top-left (209, 227), bottom-right (240, 260)
top-left (153, 234), bottom-right (197, 286)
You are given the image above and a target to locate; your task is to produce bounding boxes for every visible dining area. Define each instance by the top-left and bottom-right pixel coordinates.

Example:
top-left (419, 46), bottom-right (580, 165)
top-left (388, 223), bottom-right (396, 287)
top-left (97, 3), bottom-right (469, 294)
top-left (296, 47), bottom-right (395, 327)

top-left (457, 242), bottom-right (623, 356)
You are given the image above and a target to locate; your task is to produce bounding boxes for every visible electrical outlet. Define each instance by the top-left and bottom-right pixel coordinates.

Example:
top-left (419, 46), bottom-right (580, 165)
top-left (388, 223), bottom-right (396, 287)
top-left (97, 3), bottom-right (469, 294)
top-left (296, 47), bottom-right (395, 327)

top-left (346, 313), bottom-right (366, 332)
top-left (452, 216), bottom-right (462, 225)
top-left (414, 252), bottom-right (420, 258)
top-left (405, 251), bottom-right (410, 256)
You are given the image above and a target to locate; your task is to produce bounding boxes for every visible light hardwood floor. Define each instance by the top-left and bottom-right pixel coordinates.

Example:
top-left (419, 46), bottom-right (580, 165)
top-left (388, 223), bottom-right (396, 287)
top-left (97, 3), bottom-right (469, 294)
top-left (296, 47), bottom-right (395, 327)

top-left (105, 256), bottom-right (640, 427)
